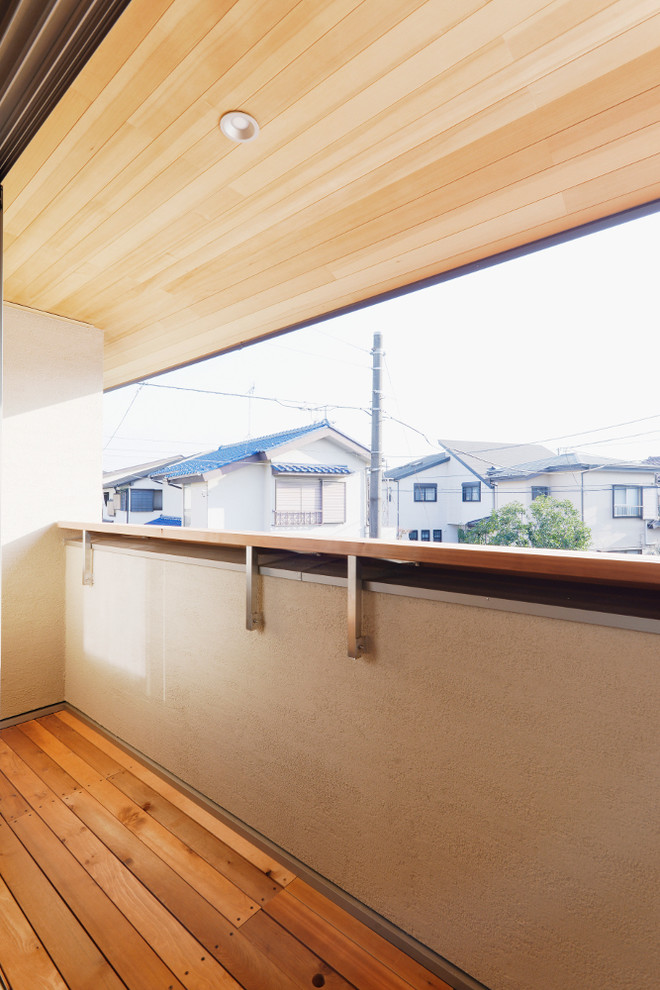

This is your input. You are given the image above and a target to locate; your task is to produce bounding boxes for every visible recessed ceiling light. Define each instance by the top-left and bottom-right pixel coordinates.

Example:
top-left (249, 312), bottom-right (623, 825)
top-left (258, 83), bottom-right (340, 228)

top-left (219, 111), bottom-right (259, 142)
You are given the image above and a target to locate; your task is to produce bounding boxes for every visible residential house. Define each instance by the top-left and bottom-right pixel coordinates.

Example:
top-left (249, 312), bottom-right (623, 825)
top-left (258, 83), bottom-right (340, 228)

top-left (488, 452), bottom-right (660, 553)
top-left (1, 5), bottom-right (658, 990)
top-left (102, 455), bottom-right (184, 524)
top-left (387, 443), bottom-right (660, 552)
top-left (384, 440), bottom-right (554, 542)
top-left (153, 421), bottom-right (369, 537)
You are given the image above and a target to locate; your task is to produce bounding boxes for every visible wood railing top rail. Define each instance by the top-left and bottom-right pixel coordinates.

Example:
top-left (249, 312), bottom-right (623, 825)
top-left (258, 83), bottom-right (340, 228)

top-left (58, 521), bottom-right (660, 590)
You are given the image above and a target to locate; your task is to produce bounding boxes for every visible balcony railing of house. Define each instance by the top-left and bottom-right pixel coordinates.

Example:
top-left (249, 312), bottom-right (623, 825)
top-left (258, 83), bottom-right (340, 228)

top-left (273, 509), bottom-right (323, 527)
top-left (55, 520), bottom-right (660, 990)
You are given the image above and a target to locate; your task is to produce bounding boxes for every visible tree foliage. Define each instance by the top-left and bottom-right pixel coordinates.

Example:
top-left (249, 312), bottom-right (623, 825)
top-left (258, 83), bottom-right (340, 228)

top-left (459, 495), bottom-right (591, 550)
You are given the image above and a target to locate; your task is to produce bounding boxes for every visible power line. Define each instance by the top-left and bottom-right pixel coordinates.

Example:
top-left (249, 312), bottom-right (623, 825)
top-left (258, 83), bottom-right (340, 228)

top-left (137, 380), bottom-right (372, 415)
top-left (104, 385), bottom-right (143, 450)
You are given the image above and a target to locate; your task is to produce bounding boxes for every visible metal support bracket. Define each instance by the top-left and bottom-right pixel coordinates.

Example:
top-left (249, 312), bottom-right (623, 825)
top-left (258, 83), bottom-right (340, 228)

top-left (82, 530), bottom-right (94, 586)
top-left (347, 555), bottom-right (365, 658)
top-left (246, 546), bottom-right (263, 631)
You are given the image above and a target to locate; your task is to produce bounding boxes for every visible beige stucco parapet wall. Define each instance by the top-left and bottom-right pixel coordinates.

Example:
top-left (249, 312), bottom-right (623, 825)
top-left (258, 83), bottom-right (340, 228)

top-left (62, 530), bottom-right (659, 990)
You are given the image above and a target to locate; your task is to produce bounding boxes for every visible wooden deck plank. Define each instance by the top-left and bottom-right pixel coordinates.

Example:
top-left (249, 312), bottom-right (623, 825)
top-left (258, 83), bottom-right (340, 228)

top-left (286, 880), bottom-right (453, 990)
top-left (0, 725), bottom-right (303, 990)
top-left (241, 910), bottom-right (357, 990)
top-left (0, 770), bottom-right (185, 990)
top-left (265, 889), bottom-right (436, 990)
top-left (41, 713), bottom-right (282, 904)
top-left (0, 715), bottom-right (448, 990)
top-left (0, 738), bottom-right (240, 990)
top-left (0, 800), bottom-right (125, 989)
top-left (55, 710), bottom-right (295, 886)
top-left (20, 719), bottom-right (259, 927)
top-left (0, 873), bottom-right (68, 990)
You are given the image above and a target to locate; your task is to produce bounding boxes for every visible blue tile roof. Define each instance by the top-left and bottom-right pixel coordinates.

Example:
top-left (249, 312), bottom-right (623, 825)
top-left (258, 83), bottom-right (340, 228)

top-left (271, 463), bottom-right (350, 475)
top-left (155, 421), bottom-right (333, 480)
top-left (145, 515), bottom-right (182, 526)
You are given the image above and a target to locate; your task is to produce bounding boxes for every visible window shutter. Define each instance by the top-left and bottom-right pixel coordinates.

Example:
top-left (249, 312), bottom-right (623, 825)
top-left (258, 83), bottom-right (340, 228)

top-left (322, 480), bottom-right (346, 523)
top-left (276, 478), bottom-right (321, 511)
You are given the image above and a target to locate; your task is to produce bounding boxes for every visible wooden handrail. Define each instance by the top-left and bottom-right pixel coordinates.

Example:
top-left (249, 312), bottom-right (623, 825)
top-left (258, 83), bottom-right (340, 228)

top-left (58, 521), bottom-right (660, 590)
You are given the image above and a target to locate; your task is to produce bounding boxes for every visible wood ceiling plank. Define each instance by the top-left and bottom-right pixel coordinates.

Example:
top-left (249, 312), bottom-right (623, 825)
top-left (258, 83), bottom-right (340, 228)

top-left (24, 0), bottom-right (656, 322)
top-left (4, 0), bottom-right (187, 241)
top-left (2, 0), bottom-right (176, 208)
top-left (3, 0), bottom-right (237, 281)
top-left (100, 172), bottom-right (660, 388)
top-left (27, 66), bottom-right (512, 313)
top-left (3, 0), bottom-right (659, 388)
top-left (96, 106), bottom-right (657, 338)
top-left (4, 0), bottom-right (432, 302)
top-left (504, 0), bottom-right (645, 61)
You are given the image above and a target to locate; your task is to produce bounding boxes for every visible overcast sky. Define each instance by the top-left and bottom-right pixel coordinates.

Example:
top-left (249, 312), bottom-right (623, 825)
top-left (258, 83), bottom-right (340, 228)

top-left (103, 206), bottom-right (660, 473)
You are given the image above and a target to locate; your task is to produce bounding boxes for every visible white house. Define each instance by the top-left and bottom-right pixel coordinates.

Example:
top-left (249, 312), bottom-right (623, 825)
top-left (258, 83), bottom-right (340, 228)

top-left (488, 452), bottom-right (660, 554)
top-left (384, 440), bottom-right (554, 543)
top-left (103, 456), bottom-right (185, 525)
top-left (154, 421), bottom-right (370, 537)
top-left (385, 441), bottom-right (660, 553)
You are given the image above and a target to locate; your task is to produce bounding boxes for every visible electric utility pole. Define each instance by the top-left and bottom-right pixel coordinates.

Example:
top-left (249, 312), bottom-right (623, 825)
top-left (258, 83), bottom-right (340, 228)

top-left (369, 331), bottom-right (383, 538)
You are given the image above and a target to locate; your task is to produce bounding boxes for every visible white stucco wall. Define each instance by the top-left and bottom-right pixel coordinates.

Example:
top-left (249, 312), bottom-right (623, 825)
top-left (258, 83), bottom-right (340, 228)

top-left (65, 541), bottom-right (659, 990)
top-left (389, 458), bottom-right (494, 542)
top-left (494, 469), bottom-right (660, 553)
top-left (190, 436), bottom-right (368, 536)
top-left (2, 303), bottom-right (102, 717)
top-left (205, 463), bottom-right (267, 530)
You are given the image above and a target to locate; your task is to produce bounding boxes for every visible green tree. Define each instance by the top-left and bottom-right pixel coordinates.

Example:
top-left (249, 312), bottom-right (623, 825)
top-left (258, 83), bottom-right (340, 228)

top-left (459, 495), bottom-right (591, 550)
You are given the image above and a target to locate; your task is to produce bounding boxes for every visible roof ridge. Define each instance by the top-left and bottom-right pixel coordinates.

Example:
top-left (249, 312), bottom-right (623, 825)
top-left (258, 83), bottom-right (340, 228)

top-left (214, 419), bottom-right (330, 452)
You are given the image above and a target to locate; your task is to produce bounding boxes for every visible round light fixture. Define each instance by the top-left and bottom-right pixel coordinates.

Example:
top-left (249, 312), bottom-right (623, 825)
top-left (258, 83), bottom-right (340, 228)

top-left (219, 111), bottom-right (259, 142)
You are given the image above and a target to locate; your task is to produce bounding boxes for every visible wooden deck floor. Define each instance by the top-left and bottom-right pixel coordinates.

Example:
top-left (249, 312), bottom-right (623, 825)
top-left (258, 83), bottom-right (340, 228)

top-left (0, 711), bottom-right (450, 990)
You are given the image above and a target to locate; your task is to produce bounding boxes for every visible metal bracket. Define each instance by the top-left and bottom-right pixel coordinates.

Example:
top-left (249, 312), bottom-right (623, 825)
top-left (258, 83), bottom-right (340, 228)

top-left (82, 530), bottom-right (94, 586)
top-left (347, 555), bottom-right (365, 658)
top-left (246, 546), bottom-right (263, 631)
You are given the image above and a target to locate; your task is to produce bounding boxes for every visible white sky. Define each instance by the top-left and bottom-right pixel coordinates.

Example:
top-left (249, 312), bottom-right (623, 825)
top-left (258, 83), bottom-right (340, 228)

top-left (103, 207), bottom-right (660, 473)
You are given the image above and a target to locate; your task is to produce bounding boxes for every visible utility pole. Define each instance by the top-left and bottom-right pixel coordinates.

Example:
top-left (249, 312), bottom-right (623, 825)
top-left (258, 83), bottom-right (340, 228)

top-left (369, 331), bottom-right (383, 538)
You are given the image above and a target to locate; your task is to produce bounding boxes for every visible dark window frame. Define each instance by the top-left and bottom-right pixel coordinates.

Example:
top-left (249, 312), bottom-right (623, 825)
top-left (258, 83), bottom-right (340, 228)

top-left (462, 482), bottom-right (481, 503)
top-left (413, 483), bottom-right (437, 502)
top-left (612, 485), bottom-right (643, 519)
top-left (531, 486), bottom-right (550, 500)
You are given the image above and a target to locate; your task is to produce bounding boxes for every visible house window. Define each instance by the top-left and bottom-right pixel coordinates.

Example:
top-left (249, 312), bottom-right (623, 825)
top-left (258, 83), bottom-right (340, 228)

top-left (408, 530), bottom-right (418, 541)
top-left (414, 483), bottom-right (437, 502)
top-left (612, 485), bottom-right (642, 518)
top-left (274, 478), bottom-right (346, 526)
top-left (421, 529), bottom-right (430, 541)
top-left (531, 486), bottom-right (550, 499)
top-left (130, 489), bottom-right (163, 512)
top-left (462, 482), bottom-right (481, 502)
top-left (433, 529), bottom-right (442, 542)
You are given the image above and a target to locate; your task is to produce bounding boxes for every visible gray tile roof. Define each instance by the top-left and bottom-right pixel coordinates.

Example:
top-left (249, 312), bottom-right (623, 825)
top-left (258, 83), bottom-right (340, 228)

top-left (384, 453), bottom-right (450, 481)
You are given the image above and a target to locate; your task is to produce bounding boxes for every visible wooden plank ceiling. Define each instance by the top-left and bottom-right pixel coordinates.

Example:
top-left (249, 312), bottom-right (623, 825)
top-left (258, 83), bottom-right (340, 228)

top-left (3, 0), bottom-right (660, 389)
